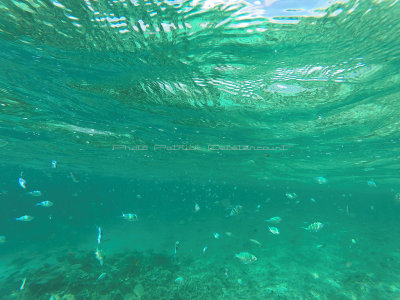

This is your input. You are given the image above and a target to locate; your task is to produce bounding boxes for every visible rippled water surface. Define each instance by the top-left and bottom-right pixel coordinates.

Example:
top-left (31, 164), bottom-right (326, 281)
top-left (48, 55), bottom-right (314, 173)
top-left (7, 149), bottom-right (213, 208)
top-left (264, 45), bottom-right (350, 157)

top-left (1, 0), bottom-right (399, 182)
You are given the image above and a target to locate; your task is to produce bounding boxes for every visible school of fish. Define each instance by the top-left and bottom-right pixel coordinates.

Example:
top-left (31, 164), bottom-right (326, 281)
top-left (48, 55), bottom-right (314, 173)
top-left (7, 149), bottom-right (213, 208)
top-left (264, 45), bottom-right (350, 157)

top-left (3, 170), bottom-right (338, 280)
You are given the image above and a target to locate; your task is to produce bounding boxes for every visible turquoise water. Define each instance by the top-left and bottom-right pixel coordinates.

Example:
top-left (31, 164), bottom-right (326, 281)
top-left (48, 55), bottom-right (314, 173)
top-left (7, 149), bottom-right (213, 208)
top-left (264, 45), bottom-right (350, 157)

top-left (1, 0), bottom-right (400, 299)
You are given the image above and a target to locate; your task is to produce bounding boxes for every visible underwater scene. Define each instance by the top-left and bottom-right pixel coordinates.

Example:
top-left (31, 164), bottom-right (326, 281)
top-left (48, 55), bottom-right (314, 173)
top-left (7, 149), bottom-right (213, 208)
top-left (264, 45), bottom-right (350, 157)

top-left (1, 0), bottom-right (400, 299)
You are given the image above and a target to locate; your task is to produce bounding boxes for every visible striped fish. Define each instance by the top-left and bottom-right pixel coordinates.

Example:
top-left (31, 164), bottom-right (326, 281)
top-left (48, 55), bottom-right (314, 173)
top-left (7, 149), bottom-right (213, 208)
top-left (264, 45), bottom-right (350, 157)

top-left (235, 252), bottom-right (257, 264)
top-left (226, 205), bottom-right (243, 217)
top-left (303, 222), bottom-right (324, 232)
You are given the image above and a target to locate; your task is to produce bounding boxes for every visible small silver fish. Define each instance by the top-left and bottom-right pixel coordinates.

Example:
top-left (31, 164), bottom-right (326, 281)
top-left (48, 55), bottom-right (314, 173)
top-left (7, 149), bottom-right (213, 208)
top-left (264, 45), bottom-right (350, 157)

top-left (367, 180), bottom-right (376, 187)
top-left (35, 201), bottom-right (53, 207)
top-left (20, 278), bottom-right (27, 291)
top-left (174, 241), bottom-right (180, 255)
top-left (174, 277), bottom-right (184, 284)
top-left (249, 239), bottom-right (263, 247)
top-left (304, 222), bottom-right (324, 232)
top-left (226, 205), bottom-right (242, 217)
top-left (18, 178), bottom-right (26, 189)
top-left (121, 213), bottom-right (138, 222)
top-left (95, 248), bottom-right (104, 266)
top-left (268, 226), bottom-right (280, 235)
top-left (314, 176), bottom-right (328, 184)
top-left (28, 190), bottom-right (42, 197)
top-left (235, 252), bottom-right (257, 264)
top-left (394, 193), bottom-right (400, 202)
top-left (97, 227), bottom-right (102, 245)
top-left (70, 172), bottom-right (80, 183)
top-left (15, 215), bottom-right (34, 222)
top-left (194, 203), bottom-right (200, 212)
top-left (96, 273), bottom-right (108, 281)
top-left (285, 192), bottom-right (297, 200)
top-left (51, 160), bottom-right (57, 168)
top-left (265, 216), bottom-right (282, 224)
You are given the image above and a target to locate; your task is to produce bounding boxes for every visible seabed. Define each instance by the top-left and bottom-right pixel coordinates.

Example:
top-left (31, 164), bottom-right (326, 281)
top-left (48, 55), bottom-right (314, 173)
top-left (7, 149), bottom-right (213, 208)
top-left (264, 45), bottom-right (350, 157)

top-left (1, 239), bottom-right (400, 300)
